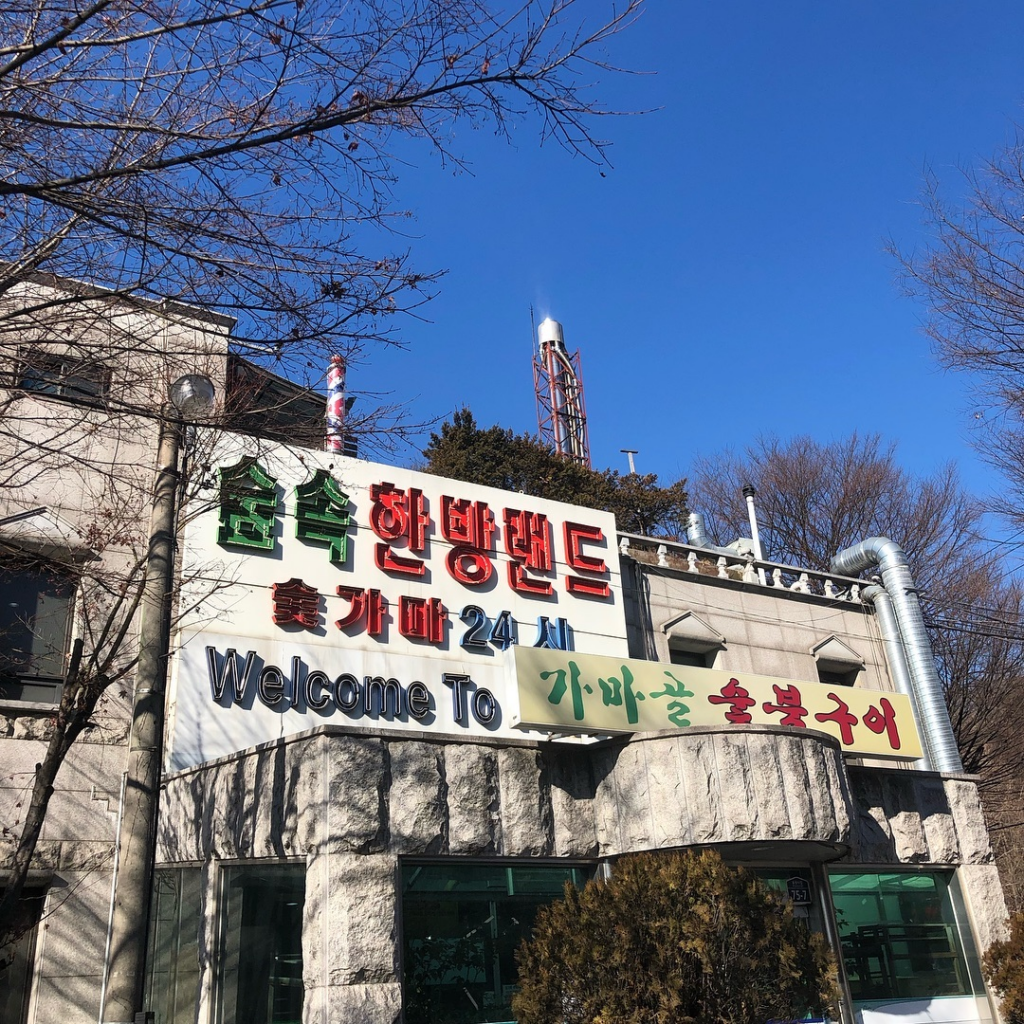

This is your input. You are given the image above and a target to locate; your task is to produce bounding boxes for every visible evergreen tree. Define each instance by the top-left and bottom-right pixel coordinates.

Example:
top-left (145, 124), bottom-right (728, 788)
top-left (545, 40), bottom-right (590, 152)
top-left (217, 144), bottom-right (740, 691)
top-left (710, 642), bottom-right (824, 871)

top-left (423, 409), bottom-right (688, 537)
top-left (513, 849), bottom-right (838, 1024)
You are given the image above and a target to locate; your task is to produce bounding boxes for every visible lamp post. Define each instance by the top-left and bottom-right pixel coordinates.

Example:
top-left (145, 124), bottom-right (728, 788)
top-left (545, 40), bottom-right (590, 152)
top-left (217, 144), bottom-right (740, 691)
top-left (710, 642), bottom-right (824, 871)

top-left (102, 374), bottom-right (215, 1024)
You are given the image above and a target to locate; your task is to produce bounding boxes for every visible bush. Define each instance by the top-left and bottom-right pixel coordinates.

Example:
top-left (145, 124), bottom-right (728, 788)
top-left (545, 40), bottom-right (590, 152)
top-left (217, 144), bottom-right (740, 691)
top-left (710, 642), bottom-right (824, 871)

top-left (984, 912), bottom-right (1024, 1023)
top-left (512, 849), bottom-right (838, 1024)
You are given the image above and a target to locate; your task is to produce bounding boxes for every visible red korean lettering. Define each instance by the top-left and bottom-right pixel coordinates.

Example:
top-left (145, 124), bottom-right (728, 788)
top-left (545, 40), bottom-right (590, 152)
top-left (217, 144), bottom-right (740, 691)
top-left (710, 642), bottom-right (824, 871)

top-left (761, 684), bottom-right (809, 727)
top-left (441, 496), bottom-right (495, 586)
top-left (335, 585), bottom-right (387, 637)
top-left (708, 678), bottom-right (756, 724)
top-left (503, 508), bottom-right (553, 596)
top-left (564, 521), bottom-right (610, 598)
top-left (272, 578), bottom-right (320, 630)
top-left (399, 595), bottom-right (448, 644)
top-left (862, 697), bottom-right (902, 751)
top-left (814, 692), bottom-right (858, 745)
top-left (370, 482), bottom-right (429, 577)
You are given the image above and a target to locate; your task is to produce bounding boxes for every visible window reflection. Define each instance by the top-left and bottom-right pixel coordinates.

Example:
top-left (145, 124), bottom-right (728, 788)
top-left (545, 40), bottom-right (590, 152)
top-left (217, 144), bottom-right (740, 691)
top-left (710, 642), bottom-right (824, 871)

top-left (829, 871), bottom-right (980, 1003)
top-left (217, 864), bottom-right (305, 1024)
top-left (402, 862), bottom-right (592, 1024)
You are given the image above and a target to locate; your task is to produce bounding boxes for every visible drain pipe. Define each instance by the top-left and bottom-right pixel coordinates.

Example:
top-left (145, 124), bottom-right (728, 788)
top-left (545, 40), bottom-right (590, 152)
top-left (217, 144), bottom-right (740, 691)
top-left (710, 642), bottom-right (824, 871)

top-left (831, 538), bottom-right (962, 773)
top-left (861, 585), bottom-right (932, 772)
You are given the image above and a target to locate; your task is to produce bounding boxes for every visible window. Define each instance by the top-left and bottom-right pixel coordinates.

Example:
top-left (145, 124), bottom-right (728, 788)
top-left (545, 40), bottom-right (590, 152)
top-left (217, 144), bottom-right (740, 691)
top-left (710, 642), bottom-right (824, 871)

top-left (829, 870), bottom-right (984, 1005)
top-left (0, 888), bottom-right (45, 1024)
top-left (216, 864), bottom-right (305, 1024)
top-left (17, 351), bottom-right (110, 401)
top-left (669, 647), bottom-right (715, 669)
top-left (145, 868), bottom-right (202, 1024)
top-left (0, 563), bottom-right (74, 703)
top-left (662, 611), bottom-right (725, 669)
top-left (811, 636), bottom-right (863, 687)
top-left (817, 666), bottom-right (859, 687)
top-left (402, 861), bottom-right (594, 1024)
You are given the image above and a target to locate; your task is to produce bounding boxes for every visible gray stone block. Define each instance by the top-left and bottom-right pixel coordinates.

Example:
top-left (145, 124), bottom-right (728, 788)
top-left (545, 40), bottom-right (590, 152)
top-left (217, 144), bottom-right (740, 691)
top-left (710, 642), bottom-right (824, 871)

top-left (777, 734), bottom-right (815, 840)
top-left (747, 734), bottom-right (793, 840)
top-left (636, 738), bottom-right (687, 851)
top-left (12, 715), bottom-right (55, 741)
top-left (848, 770), bottom-right (896, 862)
top-left (444, 744), bottom-right (500, 854)
top-left (946, 779), bottom-right (994, 865)
top-left (497, 747), bottom-right (551, 856)
top-left (388, 740), bottom-right (445, 854)
top-left (915, 776), bottom-right (959, 863)
top-left (326, 736), bottom-right (387, 854)
top-left (678, 733), bottom-right (723, 845)
top-left (322, 853), bottom-right (399, 987)
top-left (881, 773), bottom-right (929, 863)
top-left (307, 981), bottom-right (403, 1024)
top-left (607, 740), bottom-right (655, 851)
top-left (713, 732), bottom-right (757, 842)
top-left (958, 864), bottom-right (1009, 952)
top-left (548, 751), bottom-right (598, 857)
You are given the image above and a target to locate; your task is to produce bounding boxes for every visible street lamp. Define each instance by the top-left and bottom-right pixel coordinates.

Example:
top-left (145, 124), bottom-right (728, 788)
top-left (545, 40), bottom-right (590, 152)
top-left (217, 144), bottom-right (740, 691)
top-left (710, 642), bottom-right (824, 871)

top-left (102, 375), bottom-right (216, 1024)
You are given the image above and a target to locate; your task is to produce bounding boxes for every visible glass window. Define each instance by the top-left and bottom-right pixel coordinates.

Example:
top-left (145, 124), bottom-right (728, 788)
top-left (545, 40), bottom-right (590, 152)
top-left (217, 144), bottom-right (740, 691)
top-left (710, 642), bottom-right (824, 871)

top-left (402, 861), bottom-right (593, 1024)
top-left (216, 864), bottom-right (305, 1024)
top-left (669, 647), bottom-right (714, 669)
top-left (144, 868), bottom-right (203, 1024)
top-left (18, 352), bottom-right (109, 400)
top-left (0, 565), bottom-right (74, 702)
top-left (0, 888), bottom-right (44, 1024)
top-left (829, 870), bottom-right (982, 1004)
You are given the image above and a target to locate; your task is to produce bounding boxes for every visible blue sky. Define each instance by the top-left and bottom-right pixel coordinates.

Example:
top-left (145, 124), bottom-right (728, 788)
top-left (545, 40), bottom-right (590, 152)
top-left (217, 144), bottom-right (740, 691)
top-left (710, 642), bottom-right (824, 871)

top-left (354, 2), bottom-right (1024, 515)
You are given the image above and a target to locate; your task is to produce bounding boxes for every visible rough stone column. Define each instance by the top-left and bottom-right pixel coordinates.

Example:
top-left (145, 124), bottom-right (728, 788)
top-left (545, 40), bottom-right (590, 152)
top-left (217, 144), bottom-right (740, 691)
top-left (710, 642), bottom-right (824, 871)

top-left (305, 850), bottom-right (402, 1024)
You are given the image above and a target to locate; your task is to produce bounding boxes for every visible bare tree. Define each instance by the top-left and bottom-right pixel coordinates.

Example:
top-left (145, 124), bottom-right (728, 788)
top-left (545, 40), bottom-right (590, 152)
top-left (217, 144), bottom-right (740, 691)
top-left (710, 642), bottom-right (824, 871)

top-left (688, 434), bottom-right (1024, 777)
top-left (689, 432), bottom-right (1024, 908)
top-left (0, 0), bottom-right (643, 981)
top-left (0, 0), bottom-right (640, 392)
top-left (893, 134), bottom-right (1024, 530)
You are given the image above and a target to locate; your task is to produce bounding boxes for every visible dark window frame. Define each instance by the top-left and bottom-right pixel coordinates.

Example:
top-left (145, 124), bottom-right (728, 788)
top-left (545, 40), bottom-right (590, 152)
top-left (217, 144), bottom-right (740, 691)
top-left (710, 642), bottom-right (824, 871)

top-left (0, 887), bottom-right (45, 1024)
top-left (14, 350), bottom-right (111, 403)
top-left (0, 557), bottom-right (77, 704)
top-left (399, 857), bottom-right (597, 1024)
top-left (669, 646), bottom-right (717, 669)
top-left (215, 861), bottom-right (306, 1024)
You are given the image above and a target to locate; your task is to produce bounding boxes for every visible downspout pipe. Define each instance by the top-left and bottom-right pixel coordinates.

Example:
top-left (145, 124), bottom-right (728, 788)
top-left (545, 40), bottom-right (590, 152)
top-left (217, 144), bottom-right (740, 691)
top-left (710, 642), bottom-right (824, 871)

top-left (861, 585), bottom-right (932, 772)
top-left (831, 538), bottom-right (962, 773)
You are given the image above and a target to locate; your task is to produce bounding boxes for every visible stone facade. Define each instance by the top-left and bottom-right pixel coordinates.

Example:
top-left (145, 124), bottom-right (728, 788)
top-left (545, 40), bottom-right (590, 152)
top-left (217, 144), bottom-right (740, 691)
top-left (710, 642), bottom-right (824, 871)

top-left (156, 722), bottom-right (1005, 1023)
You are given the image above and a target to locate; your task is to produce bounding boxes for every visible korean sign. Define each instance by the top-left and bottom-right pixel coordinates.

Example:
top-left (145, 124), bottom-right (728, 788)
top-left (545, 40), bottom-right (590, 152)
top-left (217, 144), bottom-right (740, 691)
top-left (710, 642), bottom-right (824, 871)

top-left (168, 436), bottom-right (630, 768)
top-left (510, 647), bottom-right (923, 760)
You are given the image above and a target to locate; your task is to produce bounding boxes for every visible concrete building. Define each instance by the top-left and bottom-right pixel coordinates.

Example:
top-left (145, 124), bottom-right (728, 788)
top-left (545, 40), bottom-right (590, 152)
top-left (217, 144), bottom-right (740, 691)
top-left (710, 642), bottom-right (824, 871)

top-left (0, 282), bottom-right (1011, 1024)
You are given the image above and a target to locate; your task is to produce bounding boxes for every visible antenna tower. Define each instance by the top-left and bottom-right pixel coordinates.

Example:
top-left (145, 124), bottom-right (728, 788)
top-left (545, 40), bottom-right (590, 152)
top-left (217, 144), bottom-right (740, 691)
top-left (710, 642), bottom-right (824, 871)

top-left (533, 317), bottom-right (591, 468)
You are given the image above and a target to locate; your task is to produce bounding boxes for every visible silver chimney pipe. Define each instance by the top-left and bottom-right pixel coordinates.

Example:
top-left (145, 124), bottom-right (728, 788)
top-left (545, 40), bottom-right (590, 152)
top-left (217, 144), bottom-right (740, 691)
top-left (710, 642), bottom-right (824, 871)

top-left (742, 484), bottom-right (764, 562)
top-left (831, 538), bottom-right (962, 773)
top-left (861, 584), bottom-right (932, 772)
top-left (686, 512), bottom-right (710, 548)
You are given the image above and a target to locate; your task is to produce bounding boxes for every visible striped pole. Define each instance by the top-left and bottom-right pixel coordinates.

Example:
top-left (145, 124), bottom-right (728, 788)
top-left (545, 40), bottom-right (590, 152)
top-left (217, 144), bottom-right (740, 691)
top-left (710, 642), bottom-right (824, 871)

top-left (326, 354), bottom-right (346, 452)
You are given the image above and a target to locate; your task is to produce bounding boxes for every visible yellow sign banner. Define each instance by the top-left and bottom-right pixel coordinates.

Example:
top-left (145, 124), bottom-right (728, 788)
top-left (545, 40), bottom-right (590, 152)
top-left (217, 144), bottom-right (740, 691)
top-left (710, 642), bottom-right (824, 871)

top-left (511, 647), bottom-right (922, 759)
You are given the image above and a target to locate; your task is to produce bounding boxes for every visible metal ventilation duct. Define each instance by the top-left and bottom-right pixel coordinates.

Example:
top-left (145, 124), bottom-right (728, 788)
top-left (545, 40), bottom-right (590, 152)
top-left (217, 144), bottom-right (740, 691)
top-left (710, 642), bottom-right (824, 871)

top-left (831, 538), bottom-right (962, 773)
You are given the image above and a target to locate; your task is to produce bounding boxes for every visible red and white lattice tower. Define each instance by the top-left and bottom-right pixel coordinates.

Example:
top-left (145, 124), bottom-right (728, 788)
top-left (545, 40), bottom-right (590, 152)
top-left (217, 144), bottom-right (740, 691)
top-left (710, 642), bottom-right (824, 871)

top-left (533, 317), bottom-right (591, 468)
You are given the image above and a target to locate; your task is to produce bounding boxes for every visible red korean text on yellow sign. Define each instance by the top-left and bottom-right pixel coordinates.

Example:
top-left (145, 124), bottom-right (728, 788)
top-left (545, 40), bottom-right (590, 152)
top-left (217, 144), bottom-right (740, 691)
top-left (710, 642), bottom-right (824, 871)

top-left (511, 647), bottom-right (923, 760)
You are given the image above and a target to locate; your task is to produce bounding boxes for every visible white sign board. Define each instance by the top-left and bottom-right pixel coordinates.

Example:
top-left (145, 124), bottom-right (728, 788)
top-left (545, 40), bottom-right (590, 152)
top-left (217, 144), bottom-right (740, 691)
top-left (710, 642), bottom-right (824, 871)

top-left (168, 435), bottom-right (628, 769)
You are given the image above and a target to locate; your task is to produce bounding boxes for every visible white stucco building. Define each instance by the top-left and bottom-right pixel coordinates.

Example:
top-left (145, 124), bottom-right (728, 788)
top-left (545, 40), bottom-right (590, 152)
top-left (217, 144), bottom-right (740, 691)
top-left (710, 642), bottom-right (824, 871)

top-left (0, 281), bottom-right (1010, 1024)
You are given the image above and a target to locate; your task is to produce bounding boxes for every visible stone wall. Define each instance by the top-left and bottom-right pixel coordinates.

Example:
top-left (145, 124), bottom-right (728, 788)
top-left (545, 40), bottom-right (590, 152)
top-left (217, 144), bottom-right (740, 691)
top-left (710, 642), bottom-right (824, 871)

top-left (155, 722), bottom-right (1009, 1024)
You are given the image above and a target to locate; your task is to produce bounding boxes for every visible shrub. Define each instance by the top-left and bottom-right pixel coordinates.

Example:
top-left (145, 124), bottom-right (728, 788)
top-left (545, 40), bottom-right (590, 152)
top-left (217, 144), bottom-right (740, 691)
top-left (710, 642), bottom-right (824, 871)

top-left (513, 849), bottom-right (838, 1024)
top-left (984, 912), bottom-right (1024, 1024)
